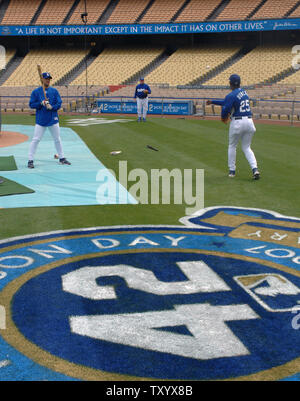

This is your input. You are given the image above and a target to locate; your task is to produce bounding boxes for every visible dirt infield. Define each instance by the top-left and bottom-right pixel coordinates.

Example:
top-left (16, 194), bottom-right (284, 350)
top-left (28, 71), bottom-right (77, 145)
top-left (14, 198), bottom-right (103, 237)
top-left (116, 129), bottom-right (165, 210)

top-left (0, 131), bottom-right (29, 148)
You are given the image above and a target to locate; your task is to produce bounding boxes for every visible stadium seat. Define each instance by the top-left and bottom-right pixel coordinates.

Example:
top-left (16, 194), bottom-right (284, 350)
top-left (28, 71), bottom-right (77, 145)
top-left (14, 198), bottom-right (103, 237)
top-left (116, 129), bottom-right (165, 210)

top-left (288, 4), bottom-right (300, 17)
top-left (278, 67), bottom-right (300, 85)
top-left (215, 0), bottom-right (264, 21)
top-left (2, 49), bottom-right (88, 87)
top-left (251, 0), bottom-right (299, 19)
top-left (175, 0), bottom-right (222, 22)
top-left (140, 0), bottom-right (187, 23)
top-left (67, 0), bottom-right (111, 24)
top-left (1, 0), bottom-right (41, 25)
top-left (107, 0), bottom-right (149, 24)
top-left (71, 47), bottom-right (163, 86)
top-left (205, 45), bottom-right (294, 86)
top-left (3, 49), bottom-right (16, 66)
top-left (34, 0), bottom-right (74, 25)
top-left (145, 46), bottom-right (240, 86)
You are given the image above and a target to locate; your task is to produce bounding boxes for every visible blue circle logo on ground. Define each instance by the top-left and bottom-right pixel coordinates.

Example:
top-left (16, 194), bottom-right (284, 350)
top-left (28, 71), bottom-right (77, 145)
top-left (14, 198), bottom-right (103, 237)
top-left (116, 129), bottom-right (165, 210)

top-left (0, 206), bottom-right (300, 381)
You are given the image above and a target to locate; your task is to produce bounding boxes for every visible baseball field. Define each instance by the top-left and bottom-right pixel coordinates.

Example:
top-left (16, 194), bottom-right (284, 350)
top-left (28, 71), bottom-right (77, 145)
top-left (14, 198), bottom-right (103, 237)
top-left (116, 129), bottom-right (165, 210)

top-left (0, 112), bottom-right (300, 382)
top-left (1, 113), bottom-right (299, 237)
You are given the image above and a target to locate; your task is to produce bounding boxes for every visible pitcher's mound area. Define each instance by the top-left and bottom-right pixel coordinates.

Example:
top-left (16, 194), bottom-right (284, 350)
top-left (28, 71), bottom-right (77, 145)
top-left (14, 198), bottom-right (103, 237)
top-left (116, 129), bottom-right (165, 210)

top-left (0, 131), bottom-right (29, 148)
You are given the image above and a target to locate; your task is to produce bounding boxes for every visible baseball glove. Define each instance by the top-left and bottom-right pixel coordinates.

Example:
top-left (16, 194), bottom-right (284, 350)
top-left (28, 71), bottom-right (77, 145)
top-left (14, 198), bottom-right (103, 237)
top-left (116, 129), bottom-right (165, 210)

top-left (221, 114), bottom-right (230, 124)
top-left (143, 89), bottom-right (149, 94)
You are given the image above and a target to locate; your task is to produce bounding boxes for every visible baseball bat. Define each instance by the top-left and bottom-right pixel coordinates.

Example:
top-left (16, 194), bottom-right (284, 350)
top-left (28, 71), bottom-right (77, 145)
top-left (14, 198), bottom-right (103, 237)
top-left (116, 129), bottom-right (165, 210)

top-left (147, 145), bottom-right (158, 151)
top-left (37, 64), bottom-right (48, 101)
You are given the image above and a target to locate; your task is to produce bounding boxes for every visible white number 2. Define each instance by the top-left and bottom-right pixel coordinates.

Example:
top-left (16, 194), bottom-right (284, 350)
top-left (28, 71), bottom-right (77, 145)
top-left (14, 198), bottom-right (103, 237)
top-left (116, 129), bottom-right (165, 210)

top-left (240, 99), bottom-right (250, 113)
top-left (62, 261), bottom-right (259, 360)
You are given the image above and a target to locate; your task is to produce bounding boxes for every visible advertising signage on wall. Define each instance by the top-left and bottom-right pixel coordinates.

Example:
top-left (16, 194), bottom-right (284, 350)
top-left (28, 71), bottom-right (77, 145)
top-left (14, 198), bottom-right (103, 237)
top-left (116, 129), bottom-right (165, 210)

top-left (0, 19), bottom-right (300, 36)
top-left (96, 99), bottom-right (194, 115)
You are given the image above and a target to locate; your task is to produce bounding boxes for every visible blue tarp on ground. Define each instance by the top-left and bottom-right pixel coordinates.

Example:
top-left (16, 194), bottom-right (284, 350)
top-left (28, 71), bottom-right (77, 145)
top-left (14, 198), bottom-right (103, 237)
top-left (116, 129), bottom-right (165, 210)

top-left (0, 124), bottom-right (137, 208)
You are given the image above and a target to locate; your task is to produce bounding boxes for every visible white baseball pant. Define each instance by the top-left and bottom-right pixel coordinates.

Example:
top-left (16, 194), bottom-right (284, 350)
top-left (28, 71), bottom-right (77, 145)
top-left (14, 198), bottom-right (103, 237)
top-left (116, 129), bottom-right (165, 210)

top-left (228, 117), bottom-right (257, 171)
top-left (137, 97), bottom-right (149, 119)
top-left (28, 123), bottom-right (64, 161)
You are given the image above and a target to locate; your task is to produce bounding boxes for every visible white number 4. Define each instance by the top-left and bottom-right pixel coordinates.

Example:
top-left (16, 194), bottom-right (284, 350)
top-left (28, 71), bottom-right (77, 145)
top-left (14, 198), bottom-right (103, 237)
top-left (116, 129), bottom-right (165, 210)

top-left (62, 261), bottom-right (259, 360)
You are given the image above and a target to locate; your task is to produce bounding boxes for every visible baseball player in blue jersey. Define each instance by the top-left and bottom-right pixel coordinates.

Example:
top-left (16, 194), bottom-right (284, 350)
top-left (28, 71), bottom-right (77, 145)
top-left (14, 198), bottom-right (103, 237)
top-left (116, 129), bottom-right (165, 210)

top-left (134, 78), bottom-right (151, 122)
top-left (207, 74), bottom-right (260, 180)
top-left (28, 72), bottom-right (70, 168)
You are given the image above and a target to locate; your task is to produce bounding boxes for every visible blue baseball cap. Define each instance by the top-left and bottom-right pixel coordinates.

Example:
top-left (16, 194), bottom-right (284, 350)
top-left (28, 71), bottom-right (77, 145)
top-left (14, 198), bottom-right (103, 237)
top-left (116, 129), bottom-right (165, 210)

top-left (229, 74), bottom-right (240, 86)
top-left (42, 72), bottom-right (52, 79)
top-left (140, 77), bottom-right (144, 80)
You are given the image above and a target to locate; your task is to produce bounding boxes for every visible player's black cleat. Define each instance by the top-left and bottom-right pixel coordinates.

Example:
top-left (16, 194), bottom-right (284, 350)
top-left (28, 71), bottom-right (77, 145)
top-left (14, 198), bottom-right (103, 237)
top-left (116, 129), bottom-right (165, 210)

top-left (59, 158), bottom-right (71, 165)
top-left (228, 170), bottom-right (235, 178)
top-left (28, 160), bottom-right (34, 169)
top-left (252, 168), bottom-right (260, 180)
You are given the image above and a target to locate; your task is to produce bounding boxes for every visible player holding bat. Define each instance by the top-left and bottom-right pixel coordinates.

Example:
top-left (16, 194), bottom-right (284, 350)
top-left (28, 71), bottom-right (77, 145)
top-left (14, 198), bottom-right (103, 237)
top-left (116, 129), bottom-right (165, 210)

top-left (27, 69), bottom-right (71, 169)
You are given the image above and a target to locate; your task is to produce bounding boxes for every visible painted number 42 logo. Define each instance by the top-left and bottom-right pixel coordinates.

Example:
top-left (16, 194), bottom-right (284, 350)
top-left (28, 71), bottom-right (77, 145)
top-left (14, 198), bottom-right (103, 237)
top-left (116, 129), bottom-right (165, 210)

top-left (62, 260), bottom-right (259, 360)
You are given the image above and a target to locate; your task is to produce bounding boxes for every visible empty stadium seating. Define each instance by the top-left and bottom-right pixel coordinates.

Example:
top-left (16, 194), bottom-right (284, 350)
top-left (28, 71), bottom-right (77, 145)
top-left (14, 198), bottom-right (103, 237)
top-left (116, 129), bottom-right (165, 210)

top-left (106, 0), bottom-right (149, 24)
top-left (1, 0), bottom-right (41, 25)
top-left (175, 0), bottom-right (221, 22)
top-left (205, 45), bottom-right (295, 86)
top-left (72, 47), bottom-right (164, 86)
top-left (251, 0), bottom-right (299, 19)
top-left (0, 43), bottom-right (298, 96)
top-left (215, 0), bottom-right (263, 21)
top-left (34, 0), bottom-right (74, 25)
top-left (67, 0), bottom-right (111, 25)
top-left (3, 49), bottom-right (16, 66)
top-left (140, 0), bottom-right (186, 23)
top-left (278, 69), bottom-right (300, 85)
top-left (288, 4), bottom-right (300, 17)
top-left (0, 0), bottom-right (300, 121)
top-left (145, 46), bottom-right (240, 86)
top-left (2, 49), bottom-right (88, 87)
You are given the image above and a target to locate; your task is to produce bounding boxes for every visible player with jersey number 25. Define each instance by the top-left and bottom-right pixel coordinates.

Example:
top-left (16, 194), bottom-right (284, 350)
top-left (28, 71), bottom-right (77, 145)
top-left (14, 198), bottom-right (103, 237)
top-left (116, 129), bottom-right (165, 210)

top-left (207, 74), bottom-right (260, 180)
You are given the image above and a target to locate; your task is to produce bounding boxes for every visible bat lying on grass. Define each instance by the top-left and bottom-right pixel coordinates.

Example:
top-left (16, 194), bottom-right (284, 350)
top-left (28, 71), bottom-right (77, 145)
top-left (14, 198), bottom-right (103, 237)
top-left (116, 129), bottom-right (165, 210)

top-left (147, 145), bottom-right (158, 151)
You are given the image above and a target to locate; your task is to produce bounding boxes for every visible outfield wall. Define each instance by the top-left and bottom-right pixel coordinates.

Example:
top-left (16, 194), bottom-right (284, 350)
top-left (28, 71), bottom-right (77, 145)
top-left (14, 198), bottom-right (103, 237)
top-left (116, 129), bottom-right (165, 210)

top-left (1, 88), bottom-right (300, 123)
top-left (96, 98), bottom-right (194, 115)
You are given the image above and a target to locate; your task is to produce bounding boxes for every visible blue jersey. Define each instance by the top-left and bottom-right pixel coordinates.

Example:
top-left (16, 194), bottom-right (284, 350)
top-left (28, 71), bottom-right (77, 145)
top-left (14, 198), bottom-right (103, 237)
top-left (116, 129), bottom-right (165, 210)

top-left (134, 83), bottom-right (151, 99)
top-left (29, 86), bottom-right (62, 127)
top-left (212, 88), bottom-right (252, 119)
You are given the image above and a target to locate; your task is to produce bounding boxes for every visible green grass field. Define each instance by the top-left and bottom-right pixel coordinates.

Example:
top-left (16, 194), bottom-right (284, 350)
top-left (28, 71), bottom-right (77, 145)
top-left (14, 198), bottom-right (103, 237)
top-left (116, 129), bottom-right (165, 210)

top-left (1, 113), bottom-right (299, 239)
